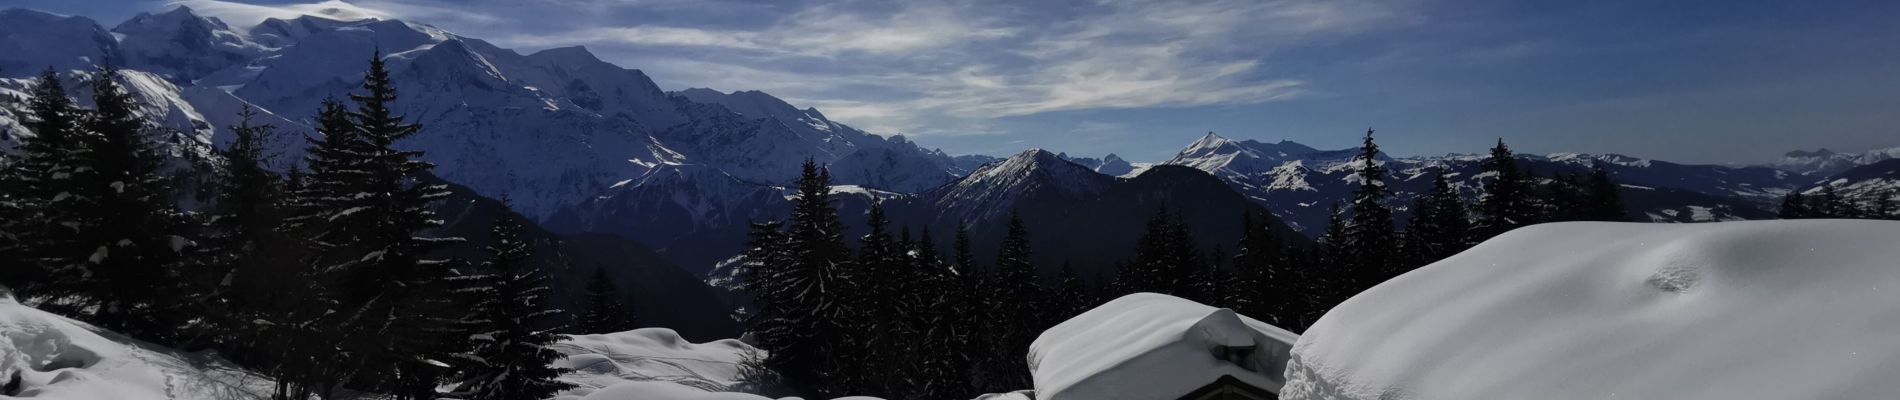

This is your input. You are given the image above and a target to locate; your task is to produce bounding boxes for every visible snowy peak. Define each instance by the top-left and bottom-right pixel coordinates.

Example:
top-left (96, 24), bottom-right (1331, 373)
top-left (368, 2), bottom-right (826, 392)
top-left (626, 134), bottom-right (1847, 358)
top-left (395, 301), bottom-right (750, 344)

top-left (0, 8), bottom-right (120, 75)
top-left (675, 88), bottom-right (828, 129)
top-left (113, 5), bottom-right (265, 83)
top-left (1166, 132), bottom-right (1323, 178)
top-left (930, 149), bottom-right (1113, 218)
top-left (1768, 146), bottom-right (1900, 176)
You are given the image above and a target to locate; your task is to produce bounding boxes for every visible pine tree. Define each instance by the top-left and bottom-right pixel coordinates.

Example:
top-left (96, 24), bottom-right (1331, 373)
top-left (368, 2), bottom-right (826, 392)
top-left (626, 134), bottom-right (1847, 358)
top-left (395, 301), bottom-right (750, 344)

top-left (978, 214), bottom-right (1040, 393)
top-left (1342, 128), bottom-right (1397, 289)
top-left (1475, 138), bottom-right (1536, 238)
top-left (1049, 262), bottom-right (1091, 321)
top-left (1815, 184), bottom-right (1849, 218)
top-left (1119, 208), bottom-right (1206, 299)
top-left (75, 64), bottom-right (198, 343)
top-left (201, 106), bottom-right (302, 346)
top-left (751, 160), bottom-right (854, 397)
top-left (293, 53), bottom-right (464, 398)
top-left (457, 201), bottom-right (575, 400)
top-left (1233, 211), bottom-right (1292, 325)
top-left (1779, 191), bottom-right (1810, 219)
top-left (1401, 168), bottom-right (1471, 268)
top-left (1582, 163), bottom-right (1626, 221)
top-left (1873, 189), bottom-right (1897, 220)
top-left (1313, 203), bottom-right (1351, 315)
top-left (578, 269), bottom-right (636, 333)
top-left (0, 69), bottom-right (88, 298)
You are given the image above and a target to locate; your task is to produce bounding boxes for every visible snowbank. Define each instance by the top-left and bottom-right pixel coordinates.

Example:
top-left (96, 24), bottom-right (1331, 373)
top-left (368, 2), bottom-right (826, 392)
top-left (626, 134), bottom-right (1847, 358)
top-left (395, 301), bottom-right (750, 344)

top-left (0, 296), bottom-right (273, 399)
top-left (1029, 292), bottom-right (1299, 400)
top-left (552, 327), bottom-right (771, 399)
top-left (1283, 220), bottom-right (1900, 400)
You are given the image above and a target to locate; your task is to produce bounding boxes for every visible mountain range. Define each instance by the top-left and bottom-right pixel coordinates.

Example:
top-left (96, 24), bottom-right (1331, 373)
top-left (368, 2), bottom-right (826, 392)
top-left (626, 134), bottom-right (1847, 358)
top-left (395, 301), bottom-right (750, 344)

top-left (2, 5), bottom-right (1895, 326)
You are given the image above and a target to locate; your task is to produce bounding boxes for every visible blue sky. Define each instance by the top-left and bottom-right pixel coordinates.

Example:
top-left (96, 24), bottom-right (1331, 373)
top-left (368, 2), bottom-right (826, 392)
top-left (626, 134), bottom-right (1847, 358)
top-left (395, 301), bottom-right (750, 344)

top-left (16, 0), bottom-right (1900, 163)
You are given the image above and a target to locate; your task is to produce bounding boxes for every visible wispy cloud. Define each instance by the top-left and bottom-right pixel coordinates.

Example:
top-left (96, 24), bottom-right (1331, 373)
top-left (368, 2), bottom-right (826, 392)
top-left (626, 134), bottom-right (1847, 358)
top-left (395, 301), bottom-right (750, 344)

top-left (174, 0), bottom-right (1410, 138)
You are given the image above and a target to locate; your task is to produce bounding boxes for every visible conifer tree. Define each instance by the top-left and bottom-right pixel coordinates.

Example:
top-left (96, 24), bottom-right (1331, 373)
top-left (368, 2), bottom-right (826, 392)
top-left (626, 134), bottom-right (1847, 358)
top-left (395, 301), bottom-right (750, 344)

top-left (1049, 262), bottom-right (1092, 321)
top-left (1475, 138), bottom-right (1535, 237)
top-left (293, 53), bottom-right (464, 398)
top-left (1583, 164), bottom-right (1626, 221)
top-left (1873, 190), bottom-right (1897, 220)
top-left (578, 269), bottom-right (636, 333)
top-left (1313, 203), bottom-right (1352, 314)
top-left (1815, 184), bottom-right (1849, 218)
top-left (979, 214), bottom-right (1040, 392)
top-left (1233, 211), bottom-right (1293, 325)
top-left (1401, 168), bottom-right (1471, 268)
top-left (751, 160), bottom-right (854, 397)
top-left (1342, 129), bottom-right (1396, 288)
top-left (457, 201), bottom-right (574, 400)
top-left (1779, 191), bottom-right (1810, 219)
top-left (0, 69), bottom-right (87, 298)
top-left (75, 64), bottom-right (197, 343)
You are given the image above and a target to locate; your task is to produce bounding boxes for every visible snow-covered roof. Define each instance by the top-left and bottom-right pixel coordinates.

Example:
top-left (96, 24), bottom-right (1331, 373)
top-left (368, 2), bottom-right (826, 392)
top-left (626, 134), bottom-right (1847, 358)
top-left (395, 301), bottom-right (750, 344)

top-left (1028, 293), bottom-right (1298, 400)
top-left (1285, 220), bottom-right (1900, 400)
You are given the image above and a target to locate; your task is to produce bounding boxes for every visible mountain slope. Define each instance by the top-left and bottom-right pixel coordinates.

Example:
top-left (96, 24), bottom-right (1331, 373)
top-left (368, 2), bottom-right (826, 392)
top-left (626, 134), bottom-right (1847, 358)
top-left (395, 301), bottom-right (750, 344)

top-left (1160, 133), bottom-right (1807, 235)
top-left (887, 151), bottom-right (1306, 277)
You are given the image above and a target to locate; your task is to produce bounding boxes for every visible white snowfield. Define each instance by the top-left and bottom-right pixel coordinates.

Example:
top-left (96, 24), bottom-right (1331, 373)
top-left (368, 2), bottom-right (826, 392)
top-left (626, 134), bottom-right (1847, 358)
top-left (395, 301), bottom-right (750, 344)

top-left (0, 295), bottom-right (274, 400)
top-left (554, 328), bottom-right (883, 400)
top-left (1283, 220), bottom-right (1900, 400)
top-left (1029, 292), bottom-right (1299, 400)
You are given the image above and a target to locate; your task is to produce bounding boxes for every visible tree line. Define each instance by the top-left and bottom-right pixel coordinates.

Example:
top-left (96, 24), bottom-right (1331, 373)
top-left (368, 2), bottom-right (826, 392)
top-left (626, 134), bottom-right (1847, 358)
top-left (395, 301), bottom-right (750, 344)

top-left (1779, 184), bottom-right (1897, 220)
top-left (738, 129), bottom-right (1634, 399)
top-left (0, 58), bottom-right (606, 399)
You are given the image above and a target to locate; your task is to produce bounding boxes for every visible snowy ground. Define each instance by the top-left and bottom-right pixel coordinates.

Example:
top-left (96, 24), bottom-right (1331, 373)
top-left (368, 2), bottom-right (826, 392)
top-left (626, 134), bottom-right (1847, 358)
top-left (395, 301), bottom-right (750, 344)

top-left (1283, 220), bottom-right (1900, 400)
top-left (0, 295), bottom-right (275, 400)
top-left (552, 328), bottom-right (778, 399)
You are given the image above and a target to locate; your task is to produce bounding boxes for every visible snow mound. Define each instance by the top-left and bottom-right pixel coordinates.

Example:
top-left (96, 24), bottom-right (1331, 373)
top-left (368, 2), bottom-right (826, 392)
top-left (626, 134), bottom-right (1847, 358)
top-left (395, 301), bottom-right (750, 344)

top-left (0, 296), bottom-right (272, 400)
top-left (552, 327), bottom-right (783, 399)
top-left (1029, 292), bottom-right (1299, 400)
top-left (1283, 220), bottom-right (1900, 400)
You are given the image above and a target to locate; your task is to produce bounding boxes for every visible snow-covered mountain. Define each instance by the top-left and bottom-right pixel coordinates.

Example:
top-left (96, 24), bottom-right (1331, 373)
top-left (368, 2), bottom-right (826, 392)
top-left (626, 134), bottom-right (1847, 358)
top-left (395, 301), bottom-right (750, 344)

top-left (1765, 146), bottom-right (1900, 176)
top-left (0, 6), bottom-right (962, 223)
top-left (1058, 152), bottom-right (1137, 177)
top-left (883, 150), bottom-right (1307, 277)
top-left (1160, 133), bottom-right (1801, 234)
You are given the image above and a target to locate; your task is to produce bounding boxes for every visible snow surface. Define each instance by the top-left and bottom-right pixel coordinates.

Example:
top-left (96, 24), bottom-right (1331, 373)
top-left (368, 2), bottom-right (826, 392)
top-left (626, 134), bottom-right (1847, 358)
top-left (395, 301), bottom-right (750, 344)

top-left (553, 327), bottom-right (766, 398)
top-left (0, 295), bottom-right (274, 400)
top-left (1028, 293), bottom-right (1298, 400)
top-left (1283, 220), bottom-right (1900, 400)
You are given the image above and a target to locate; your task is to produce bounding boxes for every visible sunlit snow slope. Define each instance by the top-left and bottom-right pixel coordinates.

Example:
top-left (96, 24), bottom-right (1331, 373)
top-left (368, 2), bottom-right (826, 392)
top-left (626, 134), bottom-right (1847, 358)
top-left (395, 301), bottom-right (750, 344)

top-left (0, 295), bottom-right (274, 400)
top-left (1283, 220), bottom-right (1900, 400)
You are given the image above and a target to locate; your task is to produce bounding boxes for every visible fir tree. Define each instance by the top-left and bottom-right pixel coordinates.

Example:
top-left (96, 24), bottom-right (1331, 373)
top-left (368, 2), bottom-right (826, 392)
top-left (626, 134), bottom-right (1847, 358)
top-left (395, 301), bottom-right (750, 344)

top-left (1233, 211), bottom-right (1292, 325)
top-left (1475, 138), bottom-right (1536, 237)
top-left (294, 53), bottom-right (464, 398)
top-left (752, 160), bottom-right (854, 397)
top-left (457, 201), bottom-right (574, 400)
top-left (1342, 129), bottom-right (1397, 288)
top-left (578, 269), bottom-right (636, 333)
top-left (1583, 163), bottom-right (1626, 221)
top-left (75, 64), bottom-right (197, 343)
top-left (1049, 262), bottom-right (1092, 321)
top-left (1815, 184), bottom-right (1849, 218)
top-left (978, 214), bottom-right (1040, 392)
top-left (1779, 191), bottom-right (1810, 219)
top-left (0, 69), bottom-right (87, 298)
top-left (1401, 168), bottom-right (1471, 268)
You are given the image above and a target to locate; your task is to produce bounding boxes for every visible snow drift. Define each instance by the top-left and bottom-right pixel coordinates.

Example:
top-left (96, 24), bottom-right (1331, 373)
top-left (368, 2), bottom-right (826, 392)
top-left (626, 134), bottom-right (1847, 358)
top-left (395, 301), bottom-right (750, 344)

top-left (552, 327), bottom-right (771, 399)
top-left (1283, 220), bottom-right (1900, 400)
top-left (1029, 292), bottom-right (1299, 400)
top-left (0, 295), bottom-right (273, 400)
